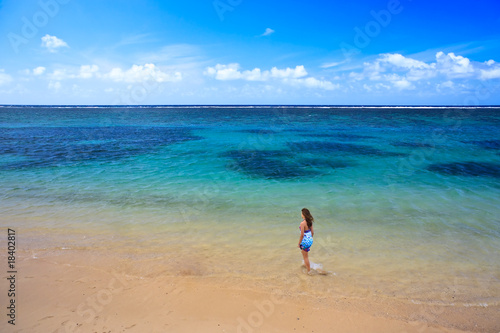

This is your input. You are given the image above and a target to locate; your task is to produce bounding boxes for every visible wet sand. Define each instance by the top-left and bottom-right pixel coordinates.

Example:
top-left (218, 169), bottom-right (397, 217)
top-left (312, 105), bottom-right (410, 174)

top-left (1, 247), bottom-right (498, 333)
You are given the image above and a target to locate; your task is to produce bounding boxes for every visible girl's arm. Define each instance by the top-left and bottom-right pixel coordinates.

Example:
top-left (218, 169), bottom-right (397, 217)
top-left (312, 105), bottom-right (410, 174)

top-left (298, 223), bottom-right (305, 247)
top-left (311, 225), bottom-right (314, 237)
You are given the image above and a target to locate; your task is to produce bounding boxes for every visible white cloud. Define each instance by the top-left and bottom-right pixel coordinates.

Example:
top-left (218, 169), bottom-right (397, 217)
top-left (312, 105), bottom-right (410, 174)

top-left (358, 53), bottom-right (436, 83)
top-left (204, 64), bottom-right (308, 81)
top-left (435, 52), bottom-right (474, 77)
top-left (0, 69), bottom-right (13, 85)
top-left (205, 63), bottom-right (336, 91)
top-left (480, 66), bottom-right (500, 80)
top-left (377, 53), bottom-right (436, 81)
top-left (104, 64), bottom-right (181, 83)
top-left (78, 65), bottom-right (99, 79)
top-left (355, 52), bottom-right (479, 83)
top-left (392, 78), bottom-right (414, 90)
top-left (33, 66), bottom-right (46, 75)
top-left (44, 63), bottom-right (181, 84)
top-left (348, 51), bottom-right (500, 92)
top-left (290, 77), bottom-right (339, 90)
top-left (379, 53), bottom-right (432, 70)
top-left (41, 34), bottom-right (69, 52)
top-left (204, 63), bottom-right (243, 80)
top-left (261, 28), bottom-right (275, 37)
top-left (270, 65), bottom-right (307, 79)
top-left (242, 68), bottom-right (265, 81)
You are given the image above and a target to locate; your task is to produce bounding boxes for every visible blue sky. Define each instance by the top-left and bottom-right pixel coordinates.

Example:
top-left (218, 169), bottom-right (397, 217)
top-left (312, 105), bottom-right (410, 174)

top-left (0, 0), bottom-right (499, 105)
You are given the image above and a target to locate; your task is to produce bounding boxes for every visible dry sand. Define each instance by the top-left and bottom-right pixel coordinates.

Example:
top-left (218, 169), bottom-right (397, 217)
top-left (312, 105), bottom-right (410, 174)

top-left (1, 250), bottom-right (498, 333)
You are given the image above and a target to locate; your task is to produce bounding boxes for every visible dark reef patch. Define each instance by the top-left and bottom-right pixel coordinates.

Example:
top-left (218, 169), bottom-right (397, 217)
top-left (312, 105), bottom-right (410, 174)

top-left (427, 162), bottom-right (500, 178)
top-left (391, 142), bottom-right (434, 148)
top-left (288, 141), bottom-right (407, 157)
top-left (0, 126), bottom-right (201, 170)
top-left (222, 150), bottom-right (319, 180)
top-left (303, 133), bottom-right (376, 140)
top-left (466, 139), bottom-right (500, 150)
top-left (298, 157), bottom-right (353, 170)
top-left (239, 129), bottom-right (278, 135)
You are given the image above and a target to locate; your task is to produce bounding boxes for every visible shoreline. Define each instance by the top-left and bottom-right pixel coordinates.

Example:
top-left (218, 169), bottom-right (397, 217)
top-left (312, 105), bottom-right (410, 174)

top-left (2, 242), bottom-right (499, 332)
top-left (9, 225), bottom-right (500, 305)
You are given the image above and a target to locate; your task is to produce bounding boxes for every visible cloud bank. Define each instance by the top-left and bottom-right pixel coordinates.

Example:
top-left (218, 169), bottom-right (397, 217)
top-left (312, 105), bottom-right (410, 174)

top-left (204, 64), bottom-right (338, 90)
top-left (349, 51), bottom-right (500, 92)
top-left (38, 63), bottom-right (182, 83)
top-left (3, 49), bottom-right (499, 104)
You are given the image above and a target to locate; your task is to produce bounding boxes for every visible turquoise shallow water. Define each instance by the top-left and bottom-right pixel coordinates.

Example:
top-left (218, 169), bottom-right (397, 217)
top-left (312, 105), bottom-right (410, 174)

top-left (1, 106), bottom-right (499, 305)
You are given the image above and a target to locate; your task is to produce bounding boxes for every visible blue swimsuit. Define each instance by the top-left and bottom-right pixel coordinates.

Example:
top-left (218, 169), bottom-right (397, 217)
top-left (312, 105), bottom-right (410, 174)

top-left (300, 227), bottom-right (313, 252)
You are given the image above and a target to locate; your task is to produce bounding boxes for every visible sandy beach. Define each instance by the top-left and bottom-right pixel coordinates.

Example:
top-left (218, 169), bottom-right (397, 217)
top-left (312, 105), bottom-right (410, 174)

top-left (2, 241), bottom-right (498, 333)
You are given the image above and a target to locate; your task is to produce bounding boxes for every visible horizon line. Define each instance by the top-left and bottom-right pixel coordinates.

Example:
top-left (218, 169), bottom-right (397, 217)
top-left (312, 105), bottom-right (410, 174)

top-left (1, 104), bottom-right (500, 108)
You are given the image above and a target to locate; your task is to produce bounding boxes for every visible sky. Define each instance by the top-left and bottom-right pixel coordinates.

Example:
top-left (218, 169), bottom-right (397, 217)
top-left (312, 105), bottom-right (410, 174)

top-left (0, 0), bottom-right (499, 105)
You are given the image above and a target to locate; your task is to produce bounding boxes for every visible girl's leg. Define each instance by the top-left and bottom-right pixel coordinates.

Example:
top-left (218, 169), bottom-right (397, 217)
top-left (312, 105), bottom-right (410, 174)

top-left (301, 250), bottom-right (310, 272)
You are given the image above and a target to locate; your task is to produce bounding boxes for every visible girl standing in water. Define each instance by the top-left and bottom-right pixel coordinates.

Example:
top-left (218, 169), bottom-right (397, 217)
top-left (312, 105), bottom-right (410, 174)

top-left (298, 208), bottom-right (314, 274)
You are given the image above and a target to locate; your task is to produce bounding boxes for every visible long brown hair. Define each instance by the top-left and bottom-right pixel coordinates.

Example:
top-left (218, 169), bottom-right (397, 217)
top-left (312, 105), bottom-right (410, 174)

top-left (302, 208), bottom-right (314, 229)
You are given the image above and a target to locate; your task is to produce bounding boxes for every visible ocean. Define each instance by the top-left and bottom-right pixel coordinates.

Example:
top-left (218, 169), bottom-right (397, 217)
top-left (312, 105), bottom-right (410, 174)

top-left (1, 106), bottom-right (499, 306)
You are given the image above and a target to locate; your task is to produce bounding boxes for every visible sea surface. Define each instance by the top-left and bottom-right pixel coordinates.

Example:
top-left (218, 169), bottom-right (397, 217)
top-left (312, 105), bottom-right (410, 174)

top-left (1, 106), bottom-right (499, 306)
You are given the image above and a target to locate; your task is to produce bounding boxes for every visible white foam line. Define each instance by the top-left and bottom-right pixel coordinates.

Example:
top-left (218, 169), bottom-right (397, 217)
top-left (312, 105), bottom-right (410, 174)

top-left (0, 105), bottom-right (499, 109)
